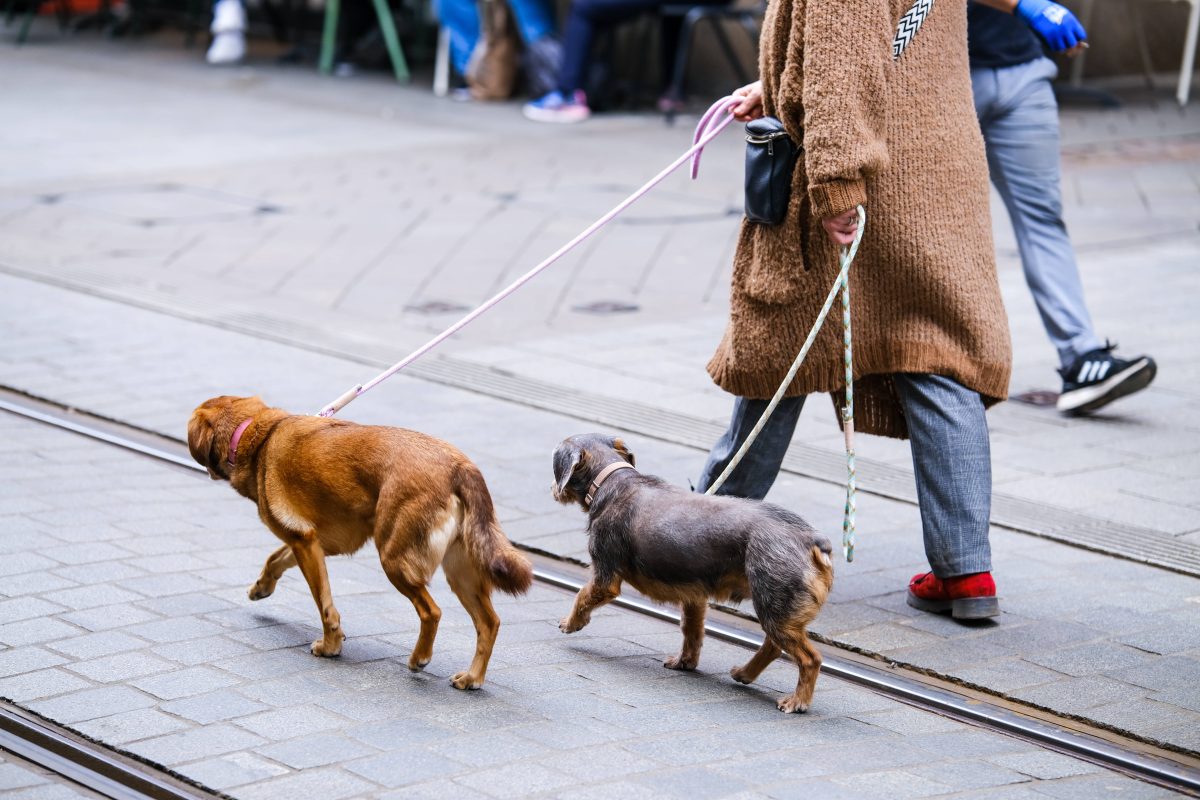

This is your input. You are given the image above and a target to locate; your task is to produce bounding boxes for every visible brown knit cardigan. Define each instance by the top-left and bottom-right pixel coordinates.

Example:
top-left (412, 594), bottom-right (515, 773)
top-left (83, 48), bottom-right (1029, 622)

top-left (707, 0), bottom-right (1012, 438)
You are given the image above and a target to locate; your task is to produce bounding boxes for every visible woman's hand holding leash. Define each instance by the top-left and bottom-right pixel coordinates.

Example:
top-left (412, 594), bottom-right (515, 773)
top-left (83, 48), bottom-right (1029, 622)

top-left (823, 208), bottom-right (861, 246)
top-left (730, 80), bottom-right (765, 122)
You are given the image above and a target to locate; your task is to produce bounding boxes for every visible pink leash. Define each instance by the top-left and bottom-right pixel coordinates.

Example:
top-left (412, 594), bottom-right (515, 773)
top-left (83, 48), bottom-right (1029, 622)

top-left (317, 96), bottom-right (741, 418)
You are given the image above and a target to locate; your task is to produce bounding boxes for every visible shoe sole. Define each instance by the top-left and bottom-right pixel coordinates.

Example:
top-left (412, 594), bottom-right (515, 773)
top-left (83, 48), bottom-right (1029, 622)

top-left (1057, 358), bottom-right (1156, 414)
top-left (907, 591), bottom-right (1000, 620)
top-left (522, 108), bottom-right (590, 124)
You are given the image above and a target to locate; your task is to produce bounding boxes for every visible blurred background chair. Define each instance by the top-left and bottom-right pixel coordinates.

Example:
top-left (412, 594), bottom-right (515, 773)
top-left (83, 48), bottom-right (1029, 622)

top-left (1068, 0), bottom-right (1199, 105)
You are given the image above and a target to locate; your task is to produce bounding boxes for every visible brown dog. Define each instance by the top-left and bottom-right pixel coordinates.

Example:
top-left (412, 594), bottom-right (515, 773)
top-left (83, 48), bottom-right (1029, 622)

top-left (552, 434), bottom-right (834, 712)
top-left (187, 395), bottom-right (532, 689)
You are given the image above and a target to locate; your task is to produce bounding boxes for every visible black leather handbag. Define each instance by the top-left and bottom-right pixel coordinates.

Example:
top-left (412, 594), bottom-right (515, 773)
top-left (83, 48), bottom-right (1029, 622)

top-left (744, 116), bottom-right (801, 225)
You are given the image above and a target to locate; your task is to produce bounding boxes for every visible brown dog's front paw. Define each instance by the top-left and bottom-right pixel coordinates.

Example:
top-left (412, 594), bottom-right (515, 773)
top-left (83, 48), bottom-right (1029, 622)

top-left (408, 654), bottom-right (431, 672)
top-left (310, 637), bottom-right (343, 658)
top-left (559, 617), bottom-right (585, 634)
top-left (776, 693), bottom-right (810, 714)
top-left (730, 666), bottom-right (753, 684)
top-left (663, 654), bottom-right (697, 671)
top-left (450, 671), bottom-right (483, 690)
top-left (247, 582), bottom-right (274, 601)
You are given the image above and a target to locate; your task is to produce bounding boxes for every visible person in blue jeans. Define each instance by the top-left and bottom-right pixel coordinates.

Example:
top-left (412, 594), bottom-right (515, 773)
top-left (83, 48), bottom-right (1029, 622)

top-left (697, 0), bottom-right (1120, 623)
top-left (522, 0), bottom-right (727, 123)
top-left (970, 0), bottom-right (1157, 414)
top-left (438, 0), bottom-right (561, 97)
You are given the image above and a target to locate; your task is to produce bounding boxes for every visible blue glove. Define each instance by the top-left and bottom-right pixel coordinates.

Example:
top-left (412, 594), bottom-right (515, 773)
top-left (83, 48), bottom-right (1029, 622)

top-left (1015, 0), bottom-right (1087, 51)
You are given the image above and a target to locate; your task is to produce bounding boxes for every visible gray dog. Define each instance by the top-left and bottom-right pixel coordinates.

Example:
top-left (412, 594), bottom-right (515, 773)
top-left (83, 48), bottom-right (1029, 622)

top-left (551, 433), bottom-right (834, 713)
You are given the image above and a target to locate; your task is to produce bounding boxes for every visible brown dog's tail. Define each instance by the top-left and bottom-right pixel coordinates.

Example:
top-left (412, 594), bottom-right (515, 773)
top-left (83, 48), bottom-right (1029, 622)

top-left (809, 544), bottom-right (835, 607)
top-left (455, 463), bottom-right (533, 596)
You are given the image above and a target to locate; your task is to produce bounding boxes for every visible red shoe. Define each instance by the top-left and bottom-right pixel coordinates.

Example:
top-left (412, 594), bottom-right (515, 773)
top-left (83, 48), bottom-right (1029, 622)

top-left (907, 571), bottom-right (999, 620)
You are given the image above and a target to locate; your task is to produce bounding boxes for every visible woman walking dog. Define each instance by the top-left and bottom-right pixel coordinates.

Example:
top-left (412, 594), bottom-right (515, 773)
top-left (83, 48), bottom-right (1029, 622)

top-left (698, 0), bottom-right (1054, 621)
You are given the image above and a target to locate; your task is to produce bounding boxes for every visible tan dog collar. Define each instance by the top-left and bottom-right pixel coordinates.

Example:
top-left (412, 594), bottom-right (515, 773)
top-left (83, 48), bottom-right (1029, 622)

top-left (584, 462), bottom-right (636, 509)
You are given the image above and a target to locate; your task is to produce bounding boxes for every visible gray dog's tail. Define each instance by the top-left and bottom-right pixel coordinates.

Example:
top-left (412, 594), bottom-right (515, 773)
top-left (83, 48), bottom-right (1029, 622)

top-left (455, 463), bottom-right (533, 595)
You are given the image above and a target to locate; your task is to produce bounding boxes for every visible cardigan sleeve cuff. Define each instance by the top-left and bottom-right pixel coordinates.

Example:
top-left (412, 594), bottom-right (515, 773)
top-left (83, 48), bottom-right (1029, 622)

top-left (808, 179), bottom-right (867, 220)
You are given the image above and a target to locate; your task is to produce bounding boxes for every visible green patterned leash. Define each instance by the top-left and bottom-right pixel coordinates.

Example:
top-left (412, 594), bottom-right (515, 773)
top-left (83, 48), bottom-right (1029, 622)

top-left (706, 205), bottom-right (865, 562)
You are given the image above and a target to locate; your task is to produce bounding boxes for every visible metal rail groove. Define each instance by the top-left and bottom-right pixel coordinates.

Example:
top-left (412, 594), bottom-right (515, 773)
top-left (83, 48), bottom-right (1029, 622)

top-left (0, 703), bottom-right (215, 800)
top-left (3, 393), bottom-right (1200, 796)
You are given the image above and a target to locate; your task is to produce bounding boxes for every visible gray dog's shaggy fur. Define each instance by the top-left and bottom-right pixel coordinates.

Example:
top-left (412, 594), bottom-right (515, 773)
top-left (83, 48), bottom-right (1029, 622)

top-left (551, 433), bottom-right (834, 713)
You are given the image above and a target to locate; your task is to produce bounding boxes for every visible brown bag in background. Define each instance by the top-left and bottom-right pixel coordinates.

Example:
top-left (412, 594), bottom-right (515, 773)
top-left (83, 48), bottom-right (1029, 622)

top-left (465, 0), bottom-right (521, 100)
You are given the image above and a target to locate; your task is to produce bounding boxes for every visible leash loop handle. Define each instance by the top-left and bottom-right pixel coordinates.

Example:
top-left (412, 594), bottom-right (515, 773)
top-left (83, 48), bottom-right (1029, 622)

top-left (705, 206), bottom-right (865, 561)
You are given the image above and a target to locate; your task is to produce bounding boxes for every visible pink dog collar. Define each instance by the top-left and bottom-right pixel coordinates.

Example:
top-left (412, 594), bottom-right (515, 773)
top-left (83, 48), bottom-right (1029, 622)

top-left (228, 419), bottom-right (252, 466)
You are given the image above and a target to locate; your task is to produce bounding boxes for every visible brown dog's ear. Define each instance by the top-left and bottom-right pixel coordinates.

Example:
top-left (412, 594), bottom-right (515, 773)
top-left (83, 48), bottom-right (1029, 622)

top-left (610, 437), bottom-right (635, 468)
top-left (186, 407), bottom-right (225, 481)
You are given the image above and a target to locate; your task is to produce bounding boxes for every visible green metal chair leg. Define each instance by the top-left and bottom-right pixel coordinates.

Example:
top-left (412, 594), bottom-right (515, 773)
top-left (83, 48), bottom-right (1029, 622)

top-left (318, 0), bottom-right (339, 74)
top-left (17, 0), bottom-right (39, 42)
top-left (369, 0), bottom-right (408, 82)
top-left (4, 0), bottom-right (19, 26)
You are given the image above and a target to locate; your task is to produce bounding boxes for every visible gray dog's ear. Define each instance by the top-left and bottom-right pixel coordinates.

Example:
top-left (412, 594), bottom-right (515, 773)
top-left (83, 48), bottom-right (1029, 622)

top-left (610, 437), bottom-right (635, 468)
top-left (553, 443), bottom-right (585, 497)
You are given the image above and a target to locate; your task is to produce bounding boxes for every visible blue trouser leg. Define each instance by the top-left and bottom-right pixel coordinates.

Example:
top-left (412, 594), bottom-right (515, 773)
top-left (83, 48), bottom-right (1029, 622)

top-left (701, 374), bottom-right (992, 577)
top-left (559, 0), bottom-right (667, 92)
top-left (508, 0), bottom-right (555, 44)
top-left (696, 396), bottom-right (805, 500)
top-left (435, 0), bottom-right (478, 75)
top-left (972, 57), bottom-right (1102, 369)
top-left (894, 374), bottom-right (992, 578)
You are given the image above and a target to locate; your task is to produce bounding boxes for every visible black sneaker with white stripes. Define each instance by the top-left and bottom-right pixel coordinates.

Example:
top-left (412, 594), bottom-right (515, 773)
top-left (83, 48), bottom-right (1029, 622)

top-left (1057, 342), bottom-right (1157, 415)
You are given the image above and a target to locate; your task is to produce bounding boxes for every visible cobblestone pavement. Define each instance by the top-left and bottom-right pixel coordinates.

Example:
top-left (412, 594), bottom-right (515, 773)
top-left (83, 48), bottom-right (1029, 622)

top-left (1, 26), bottom-right (1200, 797)
top-left (0, 409), bottom-right (1185, 799)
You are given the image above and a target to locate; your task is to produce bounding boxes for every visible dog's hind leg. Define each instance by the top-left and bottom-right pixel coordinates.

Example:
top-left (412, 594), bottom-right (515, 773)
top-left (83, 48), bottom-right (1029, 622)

top-left (290, 538), bottom-right (345, 658)
top-left (442, 540), bottom-right (499, 690)
top-left (560, 574), bottom-right (622, 633)
top-left (664, 600), bottom-right (705, 670)
top-left (730, 638), bottom-right (782, 685)
top-left (776, 631), bottom-right (822, 713)
top-left (382, 565), bottom-right (442, 672)
top-left (248, 545), bottom-right (296, 601)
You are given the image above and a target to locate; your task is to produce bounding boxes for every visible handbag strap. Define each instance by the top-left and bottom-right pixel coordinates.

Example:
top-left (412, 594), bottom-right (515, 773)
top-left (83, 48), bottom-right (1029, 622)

top-left (893, 0), bottom-right (935, 59)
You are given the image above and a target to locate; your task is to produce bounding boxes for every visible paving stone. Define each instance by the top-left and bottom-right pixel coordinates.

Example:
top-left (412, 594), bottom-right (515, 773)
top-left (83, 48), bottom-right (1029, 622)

top-left (0, 668), bottom-right (92, 702)
top-left (150, 635), bottom-right (256, 666)
top-left (1008, 676), bottom-right (1138, 714)
top-left (1025, 641), bottom-right (1159, 677)
top-left (0, 572), bottom-right (78, 598)
top-left (255, 732), bottom-right (378, 770)
top-left (126, 723), bottom-right (269, 766)
top-left (344, 747), bottom-right (467, 787)
top-left (0, 597), bottom-right (67, 625)
top-left (0, 648), bottom-right (68, 679)
top-left (632, 766), bottom-right (753, 800)
top-left (827, 768), bottom-right (952, 799)
top-left (160, 689), bottom-right (271, 724)
top-left (125, 617), bottom-right (226, 644)
top-left (0, 762), bottom-right (48, 791)
top-left (344, 718), bottom-right (460, 750)
top-left (233, 705), bottom-right (350, 741)
top-left (453, 761), bottom-right (579, 799)
top-left (47, 631), bottom-right (150, 660)
top-left (989, 750), bottom-right (1102, 780)
top-left (177, 752), bottom-right (290, 791)
top-left (65, 651), bottom-right (176, 683)
top-left (1030, 774), bottom-right (1182, 799)
top-left (42, 585), bottom-right (145, 611)
top-left (27, 686), bottom-right (156, 724)
top-left (0, 618), bottom-right (81, 647)
top-left (70, 707), bottom-right (191, 745)
top-left (234, 768), bottom-right (377, 800)
top-left (59, 605), bottom-right (162, 632)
